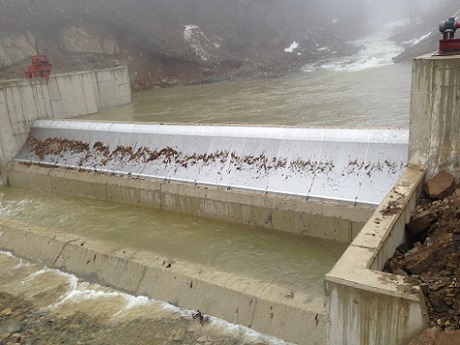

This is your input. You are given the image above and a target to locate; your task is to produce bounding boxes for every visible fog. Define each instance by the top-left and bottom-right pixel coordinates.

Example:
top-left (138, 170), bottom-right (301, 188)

top-left (1, 0), bottom-right (459, 83)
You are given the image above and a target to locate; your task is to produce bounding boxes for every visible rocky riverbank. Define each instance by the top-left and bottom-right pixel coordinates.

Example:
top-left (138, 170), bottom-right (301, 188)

top-left (384, 171), bottom-right (460, 344)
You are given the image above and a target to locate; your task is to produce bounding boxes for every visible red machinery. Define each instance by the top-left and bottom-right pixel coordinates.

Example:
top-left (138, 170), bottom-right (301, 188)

top-left (24, 55), bottom-right (53, 84)
top-left (438, 17), bottom-right (460, 55)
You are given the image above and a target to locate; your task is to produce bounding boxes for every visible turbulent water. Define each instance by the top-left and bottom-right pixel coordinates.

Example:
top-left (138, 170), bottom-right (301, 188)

top-left (0, 21), bottom-right (413, 344)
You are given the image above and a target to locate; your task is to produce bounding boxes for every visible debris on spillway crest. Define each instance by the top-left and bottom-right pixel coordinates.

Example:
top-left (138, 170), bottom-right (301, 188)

top-left (24, 136), bottom-right (402, 177)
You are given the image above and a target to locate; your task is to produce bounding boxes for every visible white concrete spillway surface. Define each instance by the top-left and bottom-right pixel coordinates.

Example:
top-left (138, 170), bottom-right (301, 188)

top-left (16, 120), bottom-right (409, 205)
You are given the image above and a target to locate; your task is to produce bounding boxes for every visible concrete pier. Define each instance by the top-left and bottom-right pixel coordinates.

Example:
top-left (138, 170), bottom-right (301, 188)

top-left (409, 54), bottom-right (460, 180)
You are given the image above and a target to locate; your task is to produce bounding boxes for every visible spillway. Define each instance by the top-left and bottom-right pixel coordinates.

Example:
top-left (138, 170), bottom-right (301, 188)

top-left (15, 119), bottom-right (408, 205)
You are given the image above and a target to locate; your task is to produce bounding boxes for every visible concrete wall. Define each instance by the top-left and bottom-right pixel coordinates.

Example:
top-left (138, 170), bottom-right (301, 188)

top-left (7, 162), bottom-right (371, 242)
top-left (0, 66), bottom-right (131, 181)
top-left (324, 166), bottom-right (429, 345)
top-left (409, 54), bottom-right (460, 179)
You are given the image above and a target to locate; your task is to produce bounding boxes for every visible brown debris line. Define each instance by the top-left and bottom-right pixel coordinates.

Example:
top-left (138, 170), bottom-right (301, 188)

top-left (26, 137), bottom-right (402, 176)
top-left (27, 137), bottom-right (89, 160)
top-left (384, 180), bottom-right (460, 331)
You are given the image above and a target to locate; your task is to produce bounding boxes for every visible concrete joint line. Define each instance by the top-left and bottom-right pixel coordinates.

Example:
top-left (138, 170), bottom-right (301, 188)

top-left (52, 238), bottom-right (81, 267)
top-left (135, 265), bottom-right (148, 295)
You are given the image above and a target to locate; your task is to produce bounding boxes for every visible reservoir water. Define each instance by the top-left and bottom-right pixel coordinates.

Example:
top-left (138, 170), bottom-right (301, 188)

top-left (0, 22), bottom-right (414, 343)
top-left (86, 64), bottom-right (411, 128)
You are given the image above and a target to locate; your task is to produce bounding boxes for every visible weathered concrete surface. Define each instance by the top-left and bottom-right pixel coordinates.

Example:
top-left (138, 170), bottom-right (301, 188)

top-left (0, 66), bottom-right (131, 182)
top-left (409, 55), bottom-right (460, 180)
top-left (6, 162), bottom-right (370, 242)
top-left (0, 215), bottom-right (324, 345)
top-left (325, 165), bottom-right (430, 345)
top-left (15, 120), bottom-right (409, 206)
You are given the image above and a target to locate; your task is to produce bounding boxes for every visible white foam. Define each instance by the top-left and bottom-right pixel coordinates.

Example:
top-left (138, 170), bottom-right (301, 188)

top-left (202, 314), bottom-right (294, 345)
top-left (0, 250), bottom-right (14, 258)
top-left (302, 20), bottom-right (406, 72)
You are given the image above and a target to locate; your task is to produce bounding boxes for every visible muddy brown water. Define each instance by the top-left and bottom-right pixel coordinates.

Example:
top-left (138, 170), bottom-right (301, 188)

top-left (86, 64), bottom-right (411, 128)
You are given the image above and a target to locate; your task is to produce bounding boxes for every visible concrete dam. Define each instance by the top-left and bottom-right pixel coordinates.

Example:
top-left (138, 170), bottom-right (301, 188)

top-left (1, 55), bottom-right (460, 344)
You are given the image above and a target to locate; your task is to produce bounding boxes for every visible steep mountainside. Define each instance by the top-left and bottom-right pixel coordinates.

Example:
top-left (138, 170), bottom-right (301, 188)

top-left (0, 0), bottom-right (367, 89)
top-left (0, 0), bottom-right (459, 89)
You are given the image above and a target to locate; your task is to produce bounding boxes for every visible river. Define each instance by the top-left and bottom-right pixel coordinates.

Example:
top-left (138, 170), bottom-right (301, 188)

top-left (0, 22), bottom-right (414, 345)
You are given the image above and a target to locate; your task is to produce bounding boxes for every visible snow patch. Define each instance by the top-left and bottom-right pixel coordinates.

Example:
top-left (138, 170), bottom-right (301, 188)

top-left (184, 24), bottom-right (221, 61)
top-left (402, 32), bottom-right (432, 47)
top-left (284, 41), bottom-right (299, 53)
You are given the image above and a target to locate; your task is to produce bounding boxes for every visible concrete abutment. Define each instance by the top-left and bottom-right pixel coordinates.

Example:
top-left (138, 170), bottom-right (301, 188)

top-left (0, 66), bottom-right (131, 183)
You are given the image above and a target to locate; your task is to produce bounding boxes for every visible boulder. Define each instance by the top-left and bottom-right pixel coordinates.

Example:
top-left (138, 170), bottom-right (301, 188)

top-left (0, 31), bottom-right (37, 67)
top-left (407, 209), bottom-right (433, 238)
top-left (426, 172), bottom-right (455, 200)
top-left (434, 330), bottom-right (460, 345)
top-left (407, 326), bottom-right (441, 345)
top-left (60, 27), bottom-right (119, 55)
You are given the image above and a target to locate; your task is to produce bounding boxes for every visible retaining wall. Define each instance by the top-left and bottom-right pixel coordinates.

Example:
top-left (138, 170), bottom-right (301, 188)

top-left (324, 165), bottom-right (429, 345)
top-left (0, 66), bottom-right (131, 180)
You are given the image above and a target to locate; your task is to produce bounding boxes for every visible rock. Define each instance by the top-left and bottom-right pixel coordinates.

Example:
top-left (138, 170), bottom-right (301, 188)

top-left (405, 251), bottom-right (434, 275)
top-left (407, 210), bottom-right (433, 238)
top-left (60, 27), bottom-right (119, 55)
top-left (173, 327), bottom-right (186, 341)
top-left (434, 330), bottom-right (460, 345)
top-left (407, 326), bottom-right (442, 345)
top-left (5, 319), bottom-right (23, 334)
top-left (426, 172), bottom-right (455, 200)
top-left (429, 292), bottom-right (450, 313)
top-left (1, 307), bottom-right (12, 316)
top-left (0, 31), bottom-right (37, 67)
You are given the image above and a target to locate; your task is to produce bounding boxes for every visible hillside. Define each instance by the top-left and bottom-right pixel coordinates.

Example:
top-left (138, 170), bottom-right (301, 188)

top-left (0, 0), bottom-right (373, 89)
top-left (0, 0), bottom-right (459, 89)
